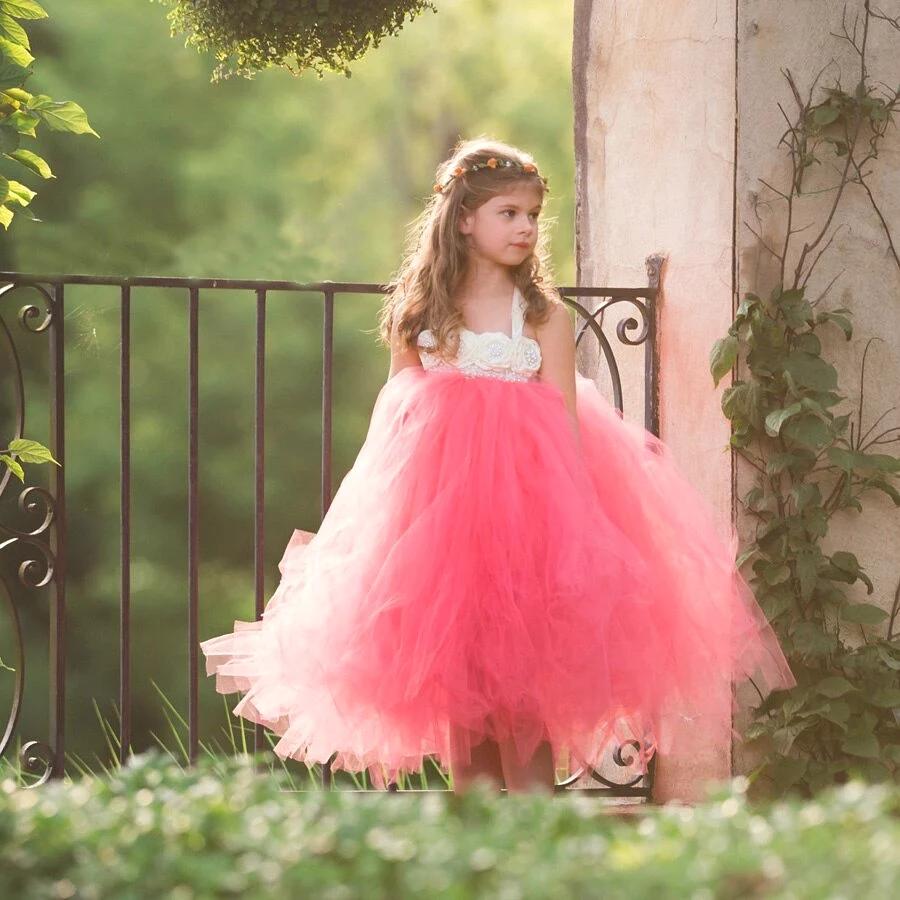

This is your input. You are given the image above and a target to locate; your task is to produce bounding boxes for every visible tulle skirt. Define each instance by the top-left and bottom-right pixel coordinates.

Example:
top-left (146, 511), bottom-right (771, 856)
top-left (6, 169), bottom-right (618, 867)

top-left (201, 367), bottom-right (793, 785)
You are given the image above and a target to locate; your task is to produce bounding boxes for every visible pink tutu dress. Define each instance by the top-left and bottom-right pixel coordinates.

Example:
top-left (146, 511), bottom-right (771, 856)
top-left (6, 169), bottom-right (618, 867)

top-left (201, 288), bottom-right (793, 786)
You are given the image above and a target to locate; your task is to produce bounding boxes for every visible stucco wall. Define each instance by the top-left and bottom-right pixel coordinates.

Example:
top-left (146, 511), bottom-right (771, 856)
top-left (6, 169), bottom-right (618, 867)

top-left (573, 0), bottom-right (739, 801)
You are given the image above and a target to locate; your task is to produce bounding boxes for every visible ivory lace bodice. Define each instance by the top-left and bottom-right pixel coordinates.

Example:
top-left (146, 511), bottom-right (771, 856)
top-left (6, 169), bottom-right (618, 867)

top-left (416, 287), bottom-right (542, 383)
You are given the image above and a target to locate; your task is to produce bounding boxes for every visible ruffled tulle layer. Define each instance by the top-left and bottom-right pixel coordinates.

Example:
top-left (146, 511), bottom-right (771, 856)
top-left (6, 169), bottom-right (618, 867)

top-left (201, 368), bottom-right (793, 785)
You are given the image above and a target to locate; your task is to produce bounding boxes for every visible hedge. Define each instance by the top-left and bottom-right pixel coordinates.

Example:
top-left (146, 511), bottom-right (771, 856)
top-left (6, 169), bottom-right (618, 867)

top-left (1, 753), bottom-right (899, 898)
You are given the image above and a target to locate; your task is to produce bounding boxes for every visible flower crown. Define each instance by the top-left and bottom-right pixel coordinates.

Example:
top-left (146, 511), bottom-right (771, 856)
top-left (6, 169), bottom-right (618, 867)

top-left (433, 157), bottom-right (549, 194)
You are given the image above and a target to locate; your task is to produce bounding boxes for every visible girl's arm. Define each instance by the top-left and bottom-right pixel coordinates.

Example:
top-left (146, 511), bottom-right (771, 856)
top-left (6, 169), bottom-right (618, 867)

top-left (388, 317), bottom-right (424, 379)
top-left (537, 303), bottom-right (579, 430)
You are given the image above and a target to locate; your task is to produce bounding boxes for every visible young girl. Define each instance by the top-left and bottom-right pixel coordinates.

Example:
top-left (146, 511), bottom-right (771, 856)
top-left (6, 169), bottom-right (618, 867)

top-left (201, 139), bottom-right (793, 794)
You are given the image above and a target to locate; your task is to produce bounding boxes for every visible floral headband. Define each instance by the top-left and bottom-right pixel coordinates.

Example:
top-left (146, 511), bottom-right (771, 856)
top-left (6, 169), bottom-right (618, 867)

top-left (433, 157), bottom-right (549, 194)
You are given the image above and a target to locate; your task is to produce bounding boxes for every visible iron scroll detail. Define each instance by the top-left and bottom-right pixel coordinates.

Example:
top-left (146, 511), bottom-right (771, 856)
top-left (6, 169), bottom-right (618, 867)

top-left (0, 281), bottom-right (61, 785)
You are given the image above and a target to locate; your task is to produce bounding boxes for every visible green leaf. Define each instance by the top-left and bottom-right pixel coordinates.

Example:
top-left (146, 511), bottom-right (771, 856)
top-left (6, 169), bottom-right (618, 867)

top-left (28, 95), bottom-right (98, 136)
top-left (791, 622), bottom-right (838, 657)
top-left (876, 647), bottom-right (900, 670)
top-left (756, 518), bottom-right (786, 548)
top-left (735, 545), bottom-right (759, 569)
top-left (822, 564), bottom-right (858, 585)
top-left (766, 755), bottom-right (807, 793)
top-left (831, 551), bottom-right (861, 573)
top-left (827, 448), bottom-right (900, 473)
top-left (782, 684), bottom-right (814, 717)
top-left (823, 553), bottom-right (873, 592)
top-left (841, 603), bottom-right (888, 625)
top-left (2, 85), bottom-right (29, 101)
top-left (11, 201), bottom-right (37, 221)
top-left (832, 414), bottom-right (851, 435)
top-left (783, 350), bottom-right (838, 391)
top-left (766, 453), bottom-right (796, 475)
top-left (0, 34), bottom-right (33, 66)
top-left (731, 426), bottom-right (752, 449)
top-left (817, 311), bottom-right (853, 339)
top-left (735, 294), bottom-right (760, 320)
top-left (0, 120), bottom-right (17, 152)
top-left (763, 563), bottom-right (791, 586)
top-left (866, 687), bottom-right (900, 708)
top-left (0, 172), bottom-right (8, 204)
top-left (802, 506), bottom-right (829, 538)
top-left (772, 721), bottom-right (814, 755)
top-left (779, 290), bottom-right (814, 328)
top-left (816, 676), bottom-right (856, 698)
top-left (796, 550), bottom-right (820, 601)
top-left (793, 332), bottom-right (821, 355)
top-left (0, 12), bottom-right (27, 48)
top-left (792, 483), bottom-right (821, 513)
top-left (0, 58), bottom-right (28, 90)
top-left (5, 177), bottom-right (33, 205)
top-left (742, 486), bottom-right (764, 510)
top-left (782, 413), bottom-right (830, 449)
top-left (842, 724), bottom-right (880, 758)
top-left (8, 437), bottom-right (58, 464)
top-left (812, 105), bottom-right (841, 126)
top-left (710, 335), bottom-right (738, 386)
top-left (765, 403), bottom-right (804, 437)
top-left (5, 146), bottom-right (50, 178)
top-left (4, 107), bottom-right (37, 135)
top-left (818, 699), bottom-right (851, 727)
top-left (746, 345), bottom-right (784, 378)
top-left (742, 719), bottom-right (770, 742)
top-left (0, 452), bottom-right (24, 481)
top-left (0, 202), bottom-right (12, 228)
top-left (0, 1), bottom-right (48, 21)
top-left (865, 476), bottom-right (900, 506)
top-left (721, 381), bottom-right (763, 426)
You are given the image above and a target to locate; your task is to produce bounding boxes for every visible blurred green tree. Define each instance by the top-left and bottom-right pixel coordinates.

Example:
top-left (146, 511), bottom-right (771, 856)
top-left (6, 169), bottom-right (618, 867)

top-left (1, 0), bottom-right (575, 767)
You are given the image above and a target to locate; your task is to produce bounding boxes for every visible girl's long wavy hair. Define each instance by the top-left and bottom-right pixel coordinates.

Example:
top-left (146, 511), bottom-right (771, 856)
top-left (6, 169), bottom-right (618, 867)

top-left (378, 138), bottom-right (557, 356)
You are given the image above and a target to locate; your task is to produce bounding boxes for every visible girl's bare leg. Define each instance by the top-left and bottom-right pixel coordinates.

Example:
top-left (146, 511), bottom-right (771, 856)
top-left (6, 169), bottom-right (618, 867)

top-left (449, 726), bottom-right (504, 792)
top-left (498, 738), bottom-right (555, 794)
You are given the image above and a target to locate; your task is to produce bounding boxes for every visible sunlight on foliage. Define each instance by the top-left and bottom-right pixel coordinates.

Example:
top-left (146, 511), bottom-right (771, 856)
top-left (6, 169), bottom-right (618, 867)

top-left (0, 0), bottom-right (96, 228)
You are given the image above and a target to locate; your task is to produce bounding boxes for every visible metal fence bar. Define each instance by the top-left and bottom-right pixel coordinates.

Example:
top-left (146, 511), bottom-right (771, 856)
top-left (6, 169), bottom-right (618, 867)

top-left (321, 287), bottom-right (335, 790)
top-left (0, 273), bottom-right (387, 292)
top-left (254, 288), bottom-right (267, 756)
top-left (187, 286), bottom-right (200, 764)
top-left (119, 284), bottom-right (133, 763)
top-left (645, 292), bottom-right (659, 436)
top-left (0, 272), bottom-right (660, 794)
top-left (321, 288), bottom-right (335, 518)
top-left (48, 282), bottom-right (66, 779)
top-left (644, 255), bottom-right (663, 436)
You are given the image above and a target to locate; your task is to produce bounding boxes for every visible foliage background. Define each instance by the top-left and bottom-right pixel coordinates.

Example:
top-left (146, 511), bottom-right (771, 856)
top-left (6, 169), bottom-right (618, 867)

top-left (0, 0), bottom-right (576, 768)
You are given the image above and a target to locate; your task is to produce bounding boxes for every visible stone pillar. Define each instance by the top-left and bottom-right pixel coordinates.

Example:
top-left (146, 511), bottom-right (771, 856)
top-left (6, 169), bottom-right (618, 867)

top-left (574, 0), bottom-right (738, 802)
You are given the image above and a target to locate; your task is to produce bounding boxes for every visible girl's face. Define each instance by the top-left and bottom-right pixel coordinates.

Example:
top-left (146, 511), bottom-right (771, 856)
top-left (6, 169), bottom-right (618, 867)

top-left (458, 183), bottom-right (543, 270)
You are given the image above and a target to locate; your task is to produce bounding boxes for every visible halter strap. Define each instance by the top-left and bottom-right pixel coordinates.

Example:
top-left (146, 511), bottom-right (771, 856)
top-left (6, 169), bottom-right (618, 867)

top-left (511, 287), bottom-right (525, 339)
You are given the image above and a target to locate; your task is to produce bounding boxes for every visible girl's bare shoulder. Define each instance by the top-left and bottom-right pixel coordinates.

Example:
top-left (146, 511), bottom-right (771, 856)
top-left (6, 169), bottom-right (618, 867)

top-left (536, 299), bottom-right (575, 343)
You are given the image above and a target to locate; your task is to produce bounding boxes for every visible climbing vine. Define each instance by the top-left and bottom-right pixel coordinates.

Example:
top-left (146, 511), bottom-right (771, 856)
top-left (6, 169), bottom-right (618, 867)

top-left (711, 2), bottom-right (900, 794)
